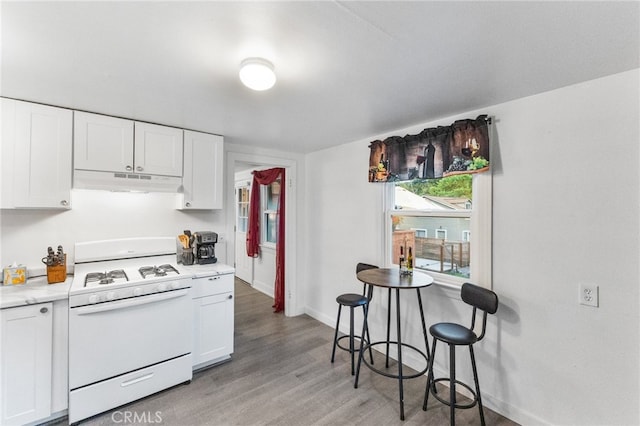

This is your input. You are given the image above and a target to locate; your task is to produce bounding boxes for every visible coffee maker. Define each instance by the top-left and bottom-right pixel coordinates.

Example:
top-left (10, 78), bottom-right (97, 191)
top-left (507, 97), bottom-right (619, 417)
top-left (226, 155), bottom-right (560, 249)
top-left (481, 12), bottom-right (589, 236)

top-left (193, 231), bottom-right (218, 264)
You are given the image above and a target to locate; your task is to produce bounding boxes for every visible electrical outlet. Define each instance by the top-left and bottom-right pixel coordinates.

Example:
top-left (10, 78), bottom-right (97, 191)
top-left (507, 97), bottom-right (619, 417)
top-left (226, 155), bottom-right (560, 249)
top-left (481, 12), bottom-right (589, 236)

top-left (579, 284), bottom-right (599, 307)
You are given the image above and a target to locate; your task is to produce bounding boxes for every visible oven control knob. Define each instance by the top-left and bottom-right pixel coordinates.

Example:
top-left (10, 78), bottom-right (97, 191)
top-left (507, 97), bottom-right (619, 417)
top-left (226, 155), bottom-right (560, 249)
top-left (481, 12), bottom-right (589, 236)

top-left (106, 291), bottom-right (116, 301)
top-left (133, 287), bottom-right (143, 297)
top-left (157, 283), bottom-right (167, 292)
top-left (88, 294), bottom-right (99, 304)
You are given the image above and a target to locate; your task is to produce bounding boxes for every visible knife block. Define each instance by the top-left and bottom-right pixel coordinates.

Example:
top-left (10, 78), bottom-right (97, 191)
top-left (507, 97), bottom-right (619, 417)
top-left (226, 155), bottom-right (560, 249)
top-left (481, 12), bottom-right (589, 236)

top-left (47, 254), bottom-right (67, 284)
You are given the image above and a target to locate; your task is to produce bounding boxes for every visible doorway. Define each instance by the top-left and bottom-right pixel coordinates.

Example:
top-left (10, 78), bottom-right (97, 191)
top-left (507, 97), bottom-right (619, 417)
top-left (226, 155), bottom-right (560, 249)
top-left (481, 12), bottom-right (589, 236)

top-left (226, 152), bottom-right (299, 316)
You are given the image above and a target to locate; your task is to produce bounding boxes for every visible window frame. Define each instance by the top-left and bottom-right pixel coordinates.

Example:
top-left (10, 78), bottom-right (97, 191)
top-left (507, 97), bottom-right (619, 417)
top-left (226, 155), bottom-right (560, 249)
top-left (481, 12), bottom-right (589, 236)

top-left (383, 171), bottom-right (492, 289)
top-left (235, 183), bottom-right (250, 234)
top-left (261, 180), bottom-right (281, 248)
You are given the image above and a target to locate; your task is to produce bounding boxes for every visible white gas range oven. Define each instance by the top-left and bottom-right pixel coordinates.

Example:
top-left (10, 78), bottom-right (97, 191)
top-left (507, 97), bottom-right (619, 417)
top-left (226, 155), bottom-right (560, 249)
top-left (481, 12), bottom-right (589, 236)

top-left (68, 237), bottom-right (192, 423)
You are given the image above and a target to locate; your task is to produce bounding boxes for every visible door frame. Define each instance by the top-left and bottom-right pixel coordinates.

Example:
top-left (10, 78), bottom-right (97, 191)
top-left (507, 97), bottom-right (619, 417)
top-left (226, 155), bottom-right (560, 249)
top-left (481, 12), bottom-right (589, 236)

top-left (226, 150), bottom-right (299, 316)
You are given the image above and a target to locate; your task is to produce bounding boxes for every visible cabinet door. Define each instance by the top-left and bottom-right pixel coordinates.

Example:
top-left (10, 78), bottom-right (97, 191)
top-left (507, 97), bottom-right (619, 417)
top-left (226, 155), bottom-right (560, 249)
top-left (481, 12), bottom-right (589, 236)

top-left (74, 111), bottom-right (134, 173)
top-left (11, 100), bottom-right (72, 208)
top-left (0, 303), bottom-right (53, 425)
top-left (134, 122), bottom-right (183, 176)
top-left (180, 130), bottom-right (224, 209)
top-left (192, 292), bottom-right (234, 368)
top-left (1, 98), bottom-right (16, 208)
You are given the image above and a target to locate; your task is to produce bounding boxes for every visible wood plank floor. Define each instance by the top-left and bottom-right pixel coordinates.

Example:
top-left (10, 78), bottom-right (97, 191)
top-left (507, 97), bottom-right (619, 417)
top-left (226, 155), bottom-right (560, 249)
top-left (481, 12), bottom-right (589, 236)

top-left (78, 279), bottom-right (518, 425)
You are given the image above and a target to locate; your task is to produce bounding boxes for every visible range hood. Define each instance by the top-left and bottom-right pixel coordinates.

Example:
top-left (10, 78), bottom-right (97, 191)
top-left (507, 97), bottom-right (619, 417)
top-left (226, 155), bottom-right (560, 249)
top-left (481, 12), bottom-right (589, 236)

top-left (74, 169), bottom-right (182, 193)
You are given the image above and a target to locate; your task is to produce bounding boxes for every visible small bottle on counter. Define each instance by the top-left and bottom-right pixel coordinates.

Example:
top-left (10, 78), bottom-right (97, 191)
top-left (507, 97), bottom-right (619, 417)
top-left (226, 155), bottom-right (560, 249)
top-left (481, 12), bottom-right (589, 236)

top-left (399, 246), bottom-right (407, 275)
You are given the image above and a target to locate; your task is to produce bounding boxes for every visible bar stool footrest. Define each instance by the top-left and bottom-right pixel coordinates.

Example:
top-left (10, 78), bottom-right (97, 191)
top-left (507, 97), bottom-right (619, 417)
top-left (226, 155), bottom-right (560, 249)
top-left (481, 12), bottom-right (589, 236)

top-left (430, 378), bottom-right (478, 410)
top-left (335, 334), bottom-right (368, 353)
top-left (361, 341), bottom-right (428, 379)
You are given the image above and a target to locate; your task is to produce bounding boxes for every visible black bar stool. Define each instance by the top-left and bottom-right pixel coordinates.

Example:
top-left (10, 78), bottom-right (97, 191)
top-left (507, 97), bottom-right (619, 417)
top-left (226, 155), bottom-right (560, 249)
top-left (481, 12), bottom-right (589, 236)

top-left (422, 283), bottom-right (499, 425)
top-left (330, 263), bottom-right (378, 375)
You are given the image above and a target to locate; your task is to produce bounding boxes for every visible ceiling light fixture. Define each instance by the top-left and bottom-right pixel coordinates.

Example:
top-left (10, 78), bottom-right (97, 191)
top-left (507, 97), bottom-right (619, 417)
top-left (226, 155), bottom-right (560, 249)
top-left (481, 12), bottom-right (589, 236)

top-left (239, 57), bottom-right (276, 91)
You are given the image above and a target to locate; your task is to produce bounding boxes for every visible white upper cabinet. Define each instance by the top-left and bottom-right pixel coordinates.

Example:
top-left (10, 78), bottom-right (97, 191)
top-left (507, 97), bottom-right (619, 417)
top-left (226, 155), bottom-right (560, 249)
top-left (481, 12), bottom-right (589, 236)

top-left (1, 98), bottom-right (16, 208)
top-left (1, 98), bottom-right (72, 209)
top-left (74, 111), bottom-right (183, 177)
top-left (74, 111), bottom-right (134, 173)
top-left (134, 122), bottom-right (183, 177)
top-left (179, 130), bottom-right (224, 209)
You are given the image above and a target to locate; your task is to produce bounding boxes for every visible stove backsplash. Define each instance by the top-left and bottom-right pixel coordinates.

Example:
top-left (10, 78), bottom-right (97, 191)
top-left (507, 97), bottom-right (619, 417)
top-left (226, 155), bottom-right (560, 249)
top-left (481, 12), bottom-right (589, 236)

top-left (0, 189), bottom-right (227, 275)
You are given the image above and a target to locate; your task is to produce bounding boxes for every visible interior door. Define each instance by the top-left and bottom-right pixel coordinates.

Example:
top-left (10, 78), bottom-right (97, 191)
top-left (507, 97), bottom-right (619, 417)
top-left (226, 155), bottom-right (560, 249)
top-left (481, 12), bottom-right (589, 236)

top-left (234, 182), bottom-right (253, 284)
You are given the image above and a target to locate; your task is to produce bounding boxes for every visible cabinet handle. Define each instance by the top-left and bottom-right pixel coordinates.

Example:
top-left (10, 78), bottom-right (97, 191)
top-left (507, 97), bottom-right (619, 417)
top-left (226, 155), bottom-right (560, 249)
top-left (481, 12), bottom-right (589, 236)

top-left (40, 307), bottom-right (48, 314)
top-left (185, 202), bottom-right (191, 207)
top-left (228, 295), bottom-right (233, 299)
top-left (208, 276), bottom-right (220, 281)
top-left (136, 166), bottom-right (144, 172)
top-left (60, 200), bottom-right (68, 206)
top-left (125, 165), bottom-right (133, 171)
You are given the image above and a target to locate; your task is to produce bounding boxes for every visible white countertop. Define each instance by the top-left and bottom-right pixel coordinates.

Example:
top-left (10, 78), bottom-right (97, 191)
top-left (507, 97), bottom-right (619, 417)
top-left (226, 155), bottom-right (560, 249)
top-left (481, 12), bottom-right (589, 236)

top-left (0, 263), bottom-right (234, 309)
top-left (0, 276), bottom-right (73, 309)
top-left (179, 262), bottom-right (235, 278)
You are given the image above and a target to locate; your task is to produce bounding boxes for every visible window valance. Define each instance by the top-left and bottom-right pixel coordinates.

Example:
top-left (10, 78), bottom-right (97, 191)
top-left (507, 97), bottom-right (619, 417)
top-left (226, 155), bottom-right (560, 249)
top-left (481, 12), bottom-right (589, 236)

top-left (368, 115), bottom-right (491, 182)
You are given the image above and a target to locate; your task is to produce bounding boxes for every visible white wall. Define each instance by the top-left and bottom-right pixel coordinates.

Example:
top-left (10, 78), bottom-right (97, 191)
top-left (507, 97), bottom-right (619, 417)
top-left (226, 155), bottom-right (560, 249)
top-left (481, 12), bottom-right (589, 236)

top-left (252, 246), bottom-right (276, 298)
top-left (0, 189), bottom-right (226, 275)
top-left (304, 69), bottom-right (639, 425)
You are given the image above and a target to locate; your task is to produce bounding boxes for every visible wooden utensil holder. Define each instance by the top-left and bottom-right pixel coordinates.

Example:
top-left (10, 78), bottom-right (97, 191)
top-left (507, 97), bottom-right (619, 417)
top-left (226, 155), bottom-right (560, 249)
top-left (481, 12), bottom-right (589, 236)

top-left (47, 255), bottom-right (67, 284)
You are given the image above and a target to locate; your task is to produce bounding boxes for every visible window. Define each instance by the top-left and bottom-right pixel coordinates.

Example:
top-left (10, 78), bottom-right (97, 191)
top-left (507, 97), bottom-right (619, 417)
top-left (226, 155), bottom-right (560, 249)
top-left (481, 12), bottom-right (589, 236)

top-left (386, 172), bottom-right (492, 288)
top-left (262, 179), bottom-right (281, 245)
top-left (236, 185), bottom-right (250, 233)
top-left (435, 228), bottom-right (448, 240)
top-left (413, 228), bottom-right (428, 238)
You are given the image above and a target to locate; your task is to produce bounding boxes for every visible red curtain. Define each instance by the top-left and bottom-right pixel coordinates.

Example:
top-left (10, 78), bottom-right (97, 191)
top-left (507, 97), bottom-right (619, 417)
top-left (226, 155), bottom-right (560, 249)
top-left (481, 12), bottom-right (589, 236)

top-left (246, 168), bottom-right (286, 313)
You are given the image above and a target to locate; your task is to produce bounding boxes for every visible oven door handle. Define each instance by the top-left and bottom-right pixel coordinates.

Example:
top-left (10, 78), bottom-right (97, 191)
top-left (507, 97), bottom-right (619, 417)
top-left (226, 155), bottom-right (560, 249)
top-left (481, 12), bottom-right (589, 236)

top-left (74, 288), bottom-right (189, 315)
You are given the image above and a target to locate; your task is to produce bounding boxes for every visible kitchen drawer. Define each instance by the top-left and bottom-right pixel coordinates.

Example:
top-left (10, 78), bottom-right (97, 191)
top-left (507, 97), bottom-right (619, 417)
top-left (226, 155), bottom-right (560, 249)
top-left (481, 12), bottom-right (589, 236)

top-left (69, 354), bottom-right (191, 423)
top-left (191, 273), bottom-right (234, 299)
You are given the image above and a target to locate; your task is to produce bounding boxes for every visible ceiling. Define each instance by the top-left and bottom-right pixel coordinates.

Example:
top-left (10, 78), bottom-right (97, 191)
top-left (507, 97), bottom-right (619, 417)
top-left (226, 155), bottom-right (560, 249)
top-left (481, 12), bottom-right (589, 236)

top-left (1, 1), bottom-right (638, 154)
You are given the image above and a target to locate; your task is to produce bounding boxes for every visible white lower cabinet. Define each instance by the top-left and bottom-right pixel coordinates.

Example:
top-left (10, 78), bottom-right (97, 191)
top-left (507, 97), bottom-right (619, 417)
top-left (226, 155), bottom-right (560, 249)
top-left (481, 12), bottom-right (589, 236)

top-left (191, 273), bottom-right (234, 370)
top-left (0, 303), bottom-right (53, 425)
top-left (0, 300), bottom-right (68, 426)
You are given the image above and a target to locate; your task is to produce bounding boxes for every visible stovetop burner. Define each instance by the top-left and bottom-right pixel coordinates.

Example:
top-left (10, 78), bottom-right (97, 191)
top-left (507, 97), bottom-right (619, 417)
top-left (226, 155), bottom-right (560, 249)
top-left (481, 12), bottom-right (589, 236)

top-left (139, 264), bottom-right (180, 279)
top-left (85, 270), bottom-right (128, 286)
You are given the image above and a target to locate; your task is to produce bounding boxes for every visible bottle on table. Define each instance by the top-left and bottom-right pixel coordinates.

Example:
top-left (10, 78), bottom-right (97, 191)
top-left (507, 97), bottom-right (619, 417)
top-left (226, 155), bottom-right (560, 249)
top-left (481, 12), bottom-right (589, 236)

top-left (399, 245), bottom-right (407, 274)
top-left (407, 246), bottom-right (413, 275)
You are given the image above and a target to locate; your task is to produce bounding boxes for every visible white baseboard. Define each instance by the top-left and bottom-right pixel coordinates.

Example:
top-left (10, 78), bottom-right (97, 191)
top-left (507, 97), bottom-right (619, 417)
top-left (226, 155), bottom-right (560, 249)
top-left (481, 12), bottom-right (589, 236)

top-left (252, 279), bottom-right (274, 298)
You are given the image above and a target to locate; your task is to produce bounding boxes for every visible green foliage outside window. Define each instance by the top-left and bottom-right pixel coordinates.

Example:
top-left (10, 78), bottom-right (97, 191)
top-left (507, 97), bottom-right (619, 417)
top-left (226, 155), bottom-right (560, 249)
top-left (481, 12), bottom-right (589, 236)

top-left (397, 175), bottom-right (472, 199)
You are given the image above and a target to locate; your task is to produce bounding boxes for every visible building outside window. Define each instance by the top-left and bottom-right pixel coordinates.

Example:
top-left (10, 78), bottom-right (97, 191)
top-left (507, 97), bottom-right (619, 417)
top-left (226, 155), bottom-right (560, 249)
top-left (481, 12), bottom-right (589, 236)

top-left (386, 172), bottom-right (492, 288)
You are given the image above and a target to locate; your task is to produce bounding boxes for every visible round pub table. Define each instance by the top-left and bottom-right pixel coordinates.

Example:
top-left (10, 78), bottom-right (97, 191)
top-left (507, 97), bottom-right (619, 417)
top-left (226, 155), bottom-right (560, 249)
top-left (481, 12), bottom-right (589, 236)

top-left (354, 267), bottom-right (434, 421)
